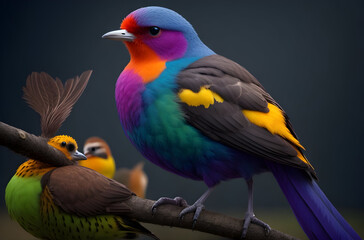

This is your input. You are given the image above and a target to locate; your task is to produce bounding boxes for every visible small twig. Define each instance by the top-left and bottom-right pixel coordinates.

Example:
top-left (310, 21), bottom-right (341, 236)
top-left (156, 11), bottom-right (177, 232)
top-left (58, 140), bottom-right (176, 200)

top-left (0, 121), bottom-right (298, 240)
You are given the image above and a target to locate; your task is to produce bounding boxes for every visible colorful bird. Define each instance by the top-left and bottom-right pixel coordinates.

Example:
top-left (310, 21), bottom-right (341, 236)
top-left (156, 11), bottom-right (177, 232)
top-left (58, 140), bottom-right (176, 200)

top-left (81, 137), bottom-right (116, 179)
top-left (81, 137), bottom-right (148, 198)
top-left (5, 71), bottom-right (157, 240)
top-left (103, 6), bottom-right (360, 239)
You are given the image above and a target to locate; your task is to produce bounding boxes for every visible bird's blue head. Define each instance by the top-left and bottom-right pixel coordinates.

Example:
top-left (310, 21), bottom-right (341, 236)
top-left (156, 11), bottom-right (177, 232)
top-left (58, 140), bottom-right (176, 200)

top-left (103, 6), bottom-right (214, 61)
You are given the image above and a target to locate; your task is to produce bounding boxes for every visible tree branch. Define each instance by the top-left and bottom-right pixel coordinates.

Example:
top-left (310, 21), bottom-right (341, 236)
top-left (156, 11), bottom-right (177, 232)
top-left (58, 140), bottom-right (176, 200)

top-left (126, 196), bottom-right (298, 240)
top-left (0, 121), bottom-right (298, 240)
top-left (0, 122), bottom-right (72, 166)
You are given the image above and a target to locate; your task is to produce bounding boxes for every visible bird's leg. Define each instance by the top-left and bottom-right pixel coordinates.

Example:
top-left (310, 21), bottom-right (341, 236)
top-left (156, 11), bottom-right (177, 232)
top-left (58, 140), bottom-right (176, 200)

top-left (152, 187), bottom-right (214, 228)
top-left (242, 178), bottom-right (271, 238)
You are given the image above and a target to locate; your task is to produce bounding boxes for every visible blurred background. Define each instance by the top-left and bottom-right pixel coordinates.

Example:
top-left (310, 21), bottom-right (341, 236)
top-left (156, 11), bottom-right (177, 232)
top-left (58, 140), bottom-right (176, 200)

top-left (0, 0), bottom-right (363, 239)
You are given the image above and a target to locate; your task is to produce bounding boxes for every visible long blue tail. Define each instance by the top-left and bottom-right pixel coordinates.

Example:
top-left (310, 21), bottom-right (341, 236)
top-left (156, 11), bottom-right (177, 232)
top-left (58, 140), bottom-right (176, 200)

top-left (267, 162), bottom-right (361, 240)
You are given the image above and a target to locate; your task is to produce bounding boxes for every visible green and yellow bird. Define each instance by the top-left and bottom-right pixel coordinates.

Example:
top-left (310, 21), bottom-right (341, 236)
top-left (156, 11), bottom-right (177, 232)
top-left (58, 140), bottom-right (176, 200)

top-left (81, 137), bottom-right (148, 198)
top-left (5, 71), bottom-right (157, 240)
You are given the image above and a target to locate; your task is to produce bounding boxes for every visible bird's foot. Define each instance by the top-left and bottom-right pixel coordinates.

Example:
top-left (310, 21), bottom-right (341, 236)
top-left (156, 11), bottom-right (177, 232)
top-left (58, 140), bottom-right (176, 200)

top-left (152, 196), bottom-right (188, 215)
top-left (242, 212), bottom-right (270, 238)
top-left (151, 196), bottom-right (205, 228)
top-left (179, 201), bottom-right (205, 228)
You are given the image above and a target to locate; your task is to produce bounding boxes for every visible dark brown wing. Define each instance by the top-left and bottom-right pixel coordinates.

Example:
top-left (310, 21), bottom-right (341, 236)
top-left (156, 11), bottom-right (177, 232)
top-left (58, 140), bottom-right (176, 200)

top-left (177, 55), bottom-right (315, 176)
top-left (23, 70), bottom-right (92, 138)
top-left (41, 165), bottom-right (133, 217)
top-left (178, 55), bottom-right (269, 112)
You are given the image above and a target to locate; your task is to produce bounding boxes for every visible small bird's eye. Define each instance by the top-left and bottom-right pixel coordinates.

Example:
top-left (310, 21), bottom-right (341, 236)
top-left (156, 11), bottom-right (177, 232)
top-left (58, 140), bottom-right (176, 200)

top-left (91, 147), bottom-right (96, 152)
top-left (61, 141), bottom-right (66, 147)
top-left (149, 26), bottom-right (161, 36)
top-left (67, 143), bottom-right (75, 152)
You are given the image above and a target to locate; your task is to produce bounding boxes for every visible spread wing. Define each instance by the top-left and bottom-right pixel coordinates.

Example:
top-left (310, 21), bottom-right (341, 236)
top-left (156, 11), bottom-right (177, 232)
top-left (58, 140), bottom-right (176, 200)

top-left (23, 70), bottom-right (92, 138)
top-left (41, 165), bottom-right (133, 217)
top-left (177, 55), bottom-right (316, 178)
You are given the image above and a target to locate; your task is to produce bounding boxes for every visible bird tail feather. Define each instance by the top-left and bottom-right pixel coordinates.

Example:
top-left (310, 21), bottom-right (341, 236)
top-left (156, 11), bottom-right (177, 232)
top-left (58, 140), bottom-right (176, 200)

top-left (267, 162), bottom-right (361, 240)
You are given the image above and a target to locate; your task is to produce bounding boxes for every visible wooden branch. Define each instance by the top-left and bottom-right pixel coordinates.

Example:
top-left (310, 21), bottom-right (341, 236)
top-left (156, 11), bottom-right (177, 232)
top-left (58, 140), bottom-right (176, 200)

top-left (127, 196), bottom-right (298, 240)
top-left (0, 122), bottom-right (72, 166)
top-left (0, 121), bottom-right (298, 240)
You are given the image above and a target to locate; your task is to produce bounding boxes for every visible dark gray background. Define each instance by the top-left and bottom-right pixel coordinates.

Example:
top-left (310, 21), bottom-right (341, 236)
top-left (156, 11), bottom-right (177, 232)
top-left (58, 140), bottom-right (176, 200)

top-left (0, 0), bottom-right (363, 227)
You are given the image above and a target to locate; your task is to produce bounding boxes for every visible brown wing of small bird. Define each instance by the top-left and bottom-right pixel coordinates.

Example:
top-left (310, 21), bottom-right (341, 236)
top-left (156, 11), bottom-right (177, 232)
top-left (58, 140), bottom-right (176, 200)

top-left (40, 165), bottom-right (158, 239)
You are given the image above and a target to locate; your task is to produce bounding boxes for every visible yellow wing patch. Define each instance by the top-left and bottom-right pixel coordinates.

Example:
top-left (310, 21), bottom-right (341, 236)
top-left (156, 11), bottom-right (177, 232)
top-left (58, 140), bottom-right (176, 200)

top-left (178, 87), bottom-right (311, 166)
top-left (178, 87), bottom-right (224, 108)
top-left (295, 146), bottom-right (313, 167)
top-left (243, 103), bottom-right (311, 166)
top-left (242, 103), bottom-right (305, 149)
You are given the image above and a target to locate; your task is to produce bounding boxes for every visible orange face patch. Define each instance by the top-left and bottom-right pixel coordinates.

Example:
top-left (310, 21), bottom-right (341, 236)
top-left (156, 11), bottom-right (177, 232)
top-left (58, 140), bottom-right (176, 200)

top-left (123, 40), bottom-right (166, 84)
top-left (120, 14), bottom-right (166, 83)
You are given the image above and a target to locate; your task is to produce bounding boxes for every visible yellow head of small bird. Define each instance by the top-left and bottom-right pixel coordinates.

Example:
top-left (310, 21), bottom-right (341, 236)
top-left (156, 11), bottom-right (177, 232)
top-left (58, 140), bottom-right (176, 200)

top-left (79, 137), bottom-right (116, 179)
top-left (48, 135), bottom-right (87, 161)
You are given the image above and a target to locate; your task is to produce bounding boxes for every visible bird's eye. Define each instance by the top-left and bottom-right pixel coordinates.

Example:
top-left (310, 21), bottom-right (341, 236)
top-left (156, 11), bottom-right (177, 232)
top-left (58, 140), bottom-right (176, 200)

top-left (61, 141), bottom-right (66, 147)
top-left (149, 26), bottom-right (161, 37)
top-left (67, 143), bottom-right (75, 152)
top-left (91, 147), bottom-right (96, 152)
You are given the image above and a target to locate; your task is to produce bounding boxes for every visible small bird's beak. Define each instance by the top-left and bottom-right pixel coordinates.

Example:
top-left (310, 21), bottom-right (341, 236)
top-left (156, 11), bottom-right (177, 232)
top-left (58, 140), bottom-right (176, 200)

top-left (71, 151), bottom-right (87, 161)
top-left (102, 29), bottom-right (135, 42)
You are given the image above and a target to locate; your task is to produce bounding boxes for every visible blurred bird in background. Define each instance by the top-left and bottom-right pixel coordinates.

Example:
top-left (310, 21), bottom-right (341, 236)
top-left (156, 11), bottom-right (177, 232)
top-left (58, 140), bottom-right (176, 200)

top-left (81, 137), bottom-right (116, 179)
top-left (5, 71), bottom-right (157, 240)
top-left (81, 137), bottom-right (148, 198)
top-left (114, 162), bottom-right (148, 199)
top-left (103, 6), bottom-right (361, 239)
